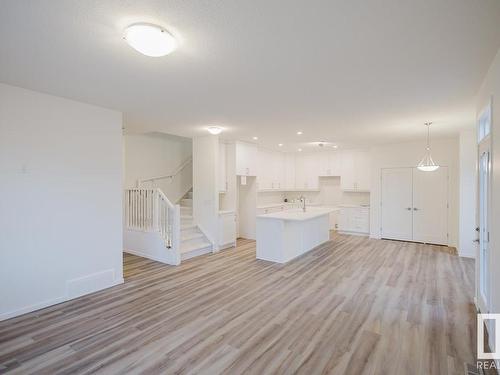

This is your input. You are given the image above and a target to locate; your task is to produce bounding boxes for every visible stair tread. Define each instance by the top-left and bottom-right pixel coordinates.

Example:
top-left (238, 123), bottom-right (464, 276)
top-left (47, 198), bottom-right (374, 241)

top-left (181, 232), bottom-right (204, 242)
top-left (181, 240), bottom-right (211, 253)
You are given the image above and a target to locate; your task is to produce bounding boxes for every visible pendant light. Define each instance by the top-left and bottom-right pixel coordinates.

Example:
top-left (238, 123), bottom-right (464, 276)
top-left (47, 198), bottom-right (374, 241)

top-left (417, 122), bottom-right (439, 172)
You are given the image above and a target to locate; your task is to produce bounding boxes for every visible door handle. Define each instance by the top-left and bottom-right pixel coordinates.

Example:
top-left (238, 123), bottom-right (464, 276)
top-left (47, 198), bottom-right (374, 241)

top-left (473, 239), bottom-right (480, 243)
top-left (406, 207), bottom-right (412, 211)
top-left (413, 208), bottom-right (419, 211)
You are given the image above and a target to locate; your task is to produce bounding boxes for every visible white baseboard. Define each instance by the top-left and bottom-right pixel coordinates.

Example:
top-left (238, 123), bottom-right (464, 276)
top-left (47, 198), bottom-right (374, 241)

top-left (124, 248), bottom-right (170, 264)
top-left (0, 275), bottom-right (123, 322)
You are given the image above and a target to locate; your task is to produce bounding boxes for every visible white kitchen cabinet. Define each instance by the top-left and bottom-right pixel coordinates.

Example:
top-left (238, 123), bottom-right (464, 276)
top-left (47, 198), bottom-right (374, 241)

top-left (271, 152), bottom-right (285, 189)
top-left (295, 153), bottom-right (319, 189)
top-left (258, 149), bottom-right (285, 190)
top-left (338, 206), bottom-right (370, 235)
top-left (236, 141), bottom-right (258, 176)
top-left (219, 142), bottom-right (227, 192)
top-left (340, 149), bottom-right (371, 191)
top-left (319, 151), bottom-right (341, 176)
top-left (219, 211), bottom-right (236, 249)
top-left (284, 153), bottom-right (295, 189)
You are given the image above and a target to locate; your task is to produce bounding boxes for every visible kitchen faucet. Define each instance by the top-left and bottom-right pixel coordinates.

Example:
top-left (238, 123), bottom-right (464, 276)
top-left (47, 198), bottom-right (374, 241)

top-left (298, 195), bottom-right (306, 212)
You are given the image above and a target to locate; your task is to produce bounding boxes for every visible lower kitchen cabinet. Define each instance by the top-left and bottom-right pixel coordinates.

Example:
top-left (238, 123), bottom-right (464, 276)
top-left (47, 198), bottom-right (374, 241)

top-left (338, 206), bottom-right (370, 235)
top-left (219, 211), bottom-right (237, 249)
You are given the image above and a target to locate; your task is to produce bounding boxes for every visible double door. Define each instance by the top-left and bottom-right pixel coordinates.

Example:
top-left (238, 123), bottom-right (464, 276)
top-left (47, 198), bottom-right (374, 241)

top-left (381, 167), bottom-right (448, 245)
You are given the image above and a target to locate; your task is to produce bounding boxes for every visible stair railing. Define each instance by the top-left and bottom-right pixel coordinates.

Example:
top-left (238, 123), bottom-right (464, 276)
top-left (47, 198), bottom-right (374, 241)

top-left (124, 188), bottom-right (181, 262)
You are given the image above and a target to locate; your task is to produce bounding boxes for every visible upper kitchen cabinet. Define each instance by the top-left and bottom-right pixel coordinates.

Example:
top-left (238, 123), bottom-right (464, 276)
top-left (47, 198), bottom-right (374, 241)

top-left (295, 153), bottom-right (319, 189)
top-left (340, 149), bottom-right (371, 191)
top-left (284, 153), bottom-right (295, 190)
top-left (318, 151), bottom-right (341, 176)
top-left (257, 149), bottom-right (285, 190)
top-left (235, 141), bottom-right (258, 176)
top-left (219, 142), bottom-right (227, 192)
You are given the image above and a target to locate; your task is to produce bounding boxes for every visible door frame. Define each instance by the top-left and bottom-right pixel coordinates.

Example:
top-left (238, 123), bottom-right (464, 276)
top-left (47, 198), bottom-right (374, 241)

top-left (476, 99), bottom-right (492, 313)
top-left (379, 166), bottom-right (449, 245)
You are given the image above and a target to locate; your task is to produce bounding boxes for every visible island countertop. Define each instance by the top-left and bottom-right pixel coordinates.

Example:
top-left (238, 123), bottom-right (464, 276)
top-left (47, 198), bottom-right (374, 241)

top-left (257, 207), bottom-right (338, 221)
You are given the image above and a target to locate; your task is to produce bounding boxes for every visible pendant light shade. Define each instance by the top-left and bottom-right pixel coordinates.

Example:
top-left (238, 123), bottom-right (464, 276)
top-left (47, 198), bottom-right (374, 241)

top-left (417, 122), bottom-right (439, 172)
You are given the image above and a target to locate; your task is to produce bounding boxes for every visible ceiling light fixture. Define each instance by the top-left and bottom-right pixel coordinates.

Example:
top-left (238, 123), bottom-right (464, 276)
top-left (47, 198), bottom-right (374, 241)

top-left (253, 136), bottom-right (258, 140)
top-left (278, 143), bottom-right (283, 147)
top-left (332, 145), bottom-right (338, 149)
top-left (297, 131), bottom-right (303, 135)
top-left (417, 122), bottom-right (439, 172)
top-left (298, 148), bottom-right (302, 152)
top-left (124, 23), bottom-right (177, 57)
top-left (207, 126), bottom-right (223, 135)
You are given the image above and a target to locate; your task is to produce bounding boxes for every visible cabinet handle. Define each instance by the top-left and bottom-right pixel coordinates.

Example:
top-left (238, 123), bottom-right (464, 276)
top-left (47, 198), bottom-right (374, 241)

top-left (406, 207), bottom-right (411, 211)
top-left (226, 181), bottom-right (228, 190)
top-left (413, 207), bottom-right (419, 211)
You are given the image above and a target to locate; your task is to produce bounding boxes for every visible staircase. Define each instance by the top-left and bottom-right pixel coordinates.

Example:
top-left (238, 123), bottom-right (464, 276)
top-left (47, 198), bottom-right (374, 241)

top-left (179, 190), bottom-right (213, 260)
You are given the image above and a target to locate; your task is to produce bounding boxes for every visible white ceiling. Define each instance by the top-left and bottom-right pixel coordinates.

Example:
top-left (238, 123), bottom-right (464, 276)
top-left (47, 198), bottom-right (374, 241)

top-left (1, 0), bottom-right (500, 151)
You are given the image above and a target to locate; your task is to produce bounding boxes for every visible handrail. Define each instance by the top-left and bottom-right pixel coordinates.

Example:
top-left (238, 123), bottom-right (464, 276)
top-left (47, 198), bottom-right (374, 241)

top-left (138, 156), bottom-right (192, 186)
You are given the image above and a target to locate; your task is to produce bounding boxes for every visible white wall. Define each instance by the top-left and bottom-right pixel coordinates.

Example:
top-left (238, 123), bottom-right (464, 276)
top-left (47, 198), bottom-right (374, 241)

top-left (0, 83), bottom-right (123, 321)
top-left (477, 47), bottom-right (500, 314)
top-left (124, 133), bottom-right (192, 203)
top-left (369, 138), bottom-right (460, 247)
top-left (459, 129), bottom-right (477, 258)
top-left (193, 135), bottom-right (219, 246)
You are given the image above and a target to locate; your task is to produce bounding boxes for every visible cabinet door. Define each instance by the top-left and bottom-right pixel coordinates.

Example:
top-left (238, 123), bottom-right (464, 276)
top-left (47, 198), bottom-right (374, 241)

top-left (247, 144), bottom-right (258, 176)
top-left (355, 150), bottom-right (371, 191)
top-left (381, 168), bottom-right (413, 241)
top-left (219, 214), bottom-right (236, 246)
top-left (219, 143), bottom-right (227, 192)
top-left (338, 208), bottom-right (351, 231)
top-left (328, 151), bottom-right (341, 176)
top-left (295, 153), bottom-right (308, 189)
top-left (272, 152), bottom-right (285, 189)
top-left (257, 149), bottom-right (271, 189)
top-left (284, 153), bottom-right (295, 189)
top-left (318, 152), bottom-right (330, 176)
top-left (412, 167), bottom-right (448, 245)
top-left (304, 153), bottom-right (319, 189)
top-left (235, 142), bottom-right (258, 176)
top-left (340, 150), bottom-right (356, 190)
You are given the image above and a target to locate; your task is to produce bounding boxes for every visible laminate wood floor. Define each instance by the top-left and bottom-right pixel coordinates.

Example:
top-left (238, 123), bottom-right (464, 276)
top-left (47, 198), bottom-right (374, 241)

top-left (0, 234), bottom-right (476, 374)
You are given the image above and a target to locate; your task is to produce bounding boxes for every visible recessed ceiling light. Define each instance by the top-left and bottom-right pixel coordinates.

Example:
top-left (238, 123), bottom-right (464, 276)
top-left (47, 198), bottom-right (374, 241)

top-left (253, 136), bottom-right (258, 140)
top-left (207, 126), bottom-right (223, 135)
top-left (297, 131), bottom-right (303, 135)
top-left (124, 23), bottom-right (177, 57)
top-left (278, 143), bottom-right (283, 147)
top-left (332, 145), bottom-right (338, 149)
top-left (298, 148), bottom-right (302, 152)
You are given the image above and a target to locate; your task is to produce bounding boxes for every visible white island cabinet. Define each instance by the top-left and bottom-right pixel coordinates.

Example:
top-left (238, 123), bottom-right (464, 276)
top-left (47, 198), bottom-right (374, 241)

top-left (256, 207), bottom-right (335, 263)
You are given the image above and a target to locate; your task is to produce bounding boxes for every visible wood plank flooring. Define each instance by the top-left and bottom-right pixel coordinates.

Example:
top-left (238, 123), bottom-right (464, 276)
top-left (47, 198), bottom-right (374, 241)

top-left (0, 234), bottom-right (477, 374)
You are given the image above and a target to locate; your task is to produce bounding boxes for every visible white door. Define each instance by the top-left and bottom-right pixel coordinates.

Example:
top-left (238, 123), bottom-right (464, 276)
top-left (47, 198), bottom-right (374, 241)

top-left (477, 141), bottom-right (491, 313)
top-left (381, 168), bottom-right (413, 241)
top-left (412, 167), bottom-right (448, 245)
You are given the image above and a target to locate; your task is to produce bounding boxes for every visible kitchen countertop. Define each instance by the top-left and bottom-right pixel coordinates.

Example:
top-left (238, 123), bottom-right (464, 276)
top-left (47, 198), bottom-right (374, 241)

top-left (257, 207), bottom-right (337, 221)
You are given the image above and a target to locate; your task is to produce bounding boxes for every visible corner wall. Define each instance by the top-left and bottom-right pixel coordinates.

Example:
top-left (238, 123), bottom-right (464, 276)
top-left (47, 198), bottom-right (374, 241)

top-left (124, 133), bottom-right (192, 203)
top-left (0, 83), bottom-right (123, 321)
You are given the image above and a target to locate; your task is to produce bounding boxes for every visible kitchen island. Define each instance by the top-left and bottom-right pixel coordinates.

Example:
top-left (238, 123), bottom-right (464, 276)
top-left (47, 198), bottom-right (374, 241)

top-left (256, 207), bottom-right (337, 263)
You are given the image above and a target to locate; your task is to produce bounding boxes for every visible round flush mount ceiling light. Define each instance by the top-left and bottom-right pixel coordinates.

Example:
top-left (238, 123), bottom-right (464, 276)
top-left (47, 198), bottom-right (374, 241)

top-left (124, 23), bottom-right (177, 57)
top-left (207, 126), bottom-right (223, 135)
top-left (252, 136), bottom-right (258, 140)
